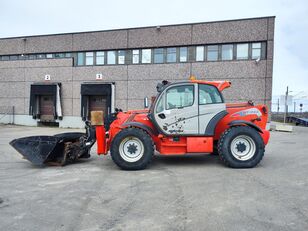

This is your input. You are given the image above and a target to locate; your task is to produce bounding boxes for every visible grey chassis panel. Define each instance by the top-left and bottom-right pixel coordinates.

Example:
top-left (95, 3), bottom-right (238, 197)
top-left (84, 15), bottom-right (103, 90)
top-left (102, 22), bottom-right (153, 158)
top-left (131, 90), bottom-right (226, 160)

top-left (204, 110), bottom-right (228, 136)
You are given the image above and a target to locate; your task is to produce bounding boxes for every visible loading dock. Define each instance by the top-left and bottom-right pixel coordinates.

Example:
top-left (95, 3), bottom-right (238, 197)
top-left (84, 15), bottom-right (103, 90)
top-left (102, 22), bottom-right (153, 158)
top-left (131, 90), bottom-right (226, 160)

top-left (80, 83), bottom-right (115, 121)
top-left (29, 83), bottom-right (63, 126)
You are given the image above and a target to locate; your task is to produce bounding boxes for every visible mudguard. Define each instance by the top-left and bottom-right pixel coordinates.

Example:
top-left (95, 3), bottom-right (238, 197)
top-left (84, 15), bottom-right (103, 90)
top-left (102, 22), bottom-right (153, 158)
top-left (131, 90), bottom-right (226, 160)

top-left (121, 122), bottom-right (158, 136)
top-left (228, 120), bottom-right (263, 133)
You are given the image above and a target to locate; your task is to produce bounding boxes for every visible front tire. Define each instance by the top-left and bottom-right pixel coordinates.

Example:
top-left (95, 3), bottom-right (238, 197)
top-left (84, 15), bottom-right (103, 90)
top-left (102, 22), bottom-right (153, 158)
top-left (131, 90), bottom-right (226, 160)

top-left (218, 126), bottom-right (265, 168)
top-left (110, 128), bottom-right (154, 170)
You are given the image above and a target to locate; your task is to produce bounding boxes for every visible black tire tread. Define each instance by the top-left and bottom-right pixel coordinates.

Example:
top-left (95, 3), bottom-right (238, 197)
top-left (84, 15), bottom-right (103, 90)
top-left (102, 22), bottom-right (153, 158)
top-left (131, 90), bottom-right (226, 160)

top-left (110, 127), bottom-right (154, 170)
top-left (217, 126), bottom-right (265, 168)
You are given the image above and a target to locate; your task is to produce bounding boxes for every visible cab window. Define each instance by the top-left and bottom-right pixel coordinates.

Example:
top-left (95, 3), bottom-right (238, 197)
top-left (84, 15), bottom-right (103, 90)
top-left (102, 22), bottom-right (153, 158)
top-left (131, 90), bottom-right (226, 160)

top-left (166, 85), bottom-right (194, 109)
top-left (155, 93), bottom-right (164, 113)
top-left (199, 84), bottom-right (223, 104)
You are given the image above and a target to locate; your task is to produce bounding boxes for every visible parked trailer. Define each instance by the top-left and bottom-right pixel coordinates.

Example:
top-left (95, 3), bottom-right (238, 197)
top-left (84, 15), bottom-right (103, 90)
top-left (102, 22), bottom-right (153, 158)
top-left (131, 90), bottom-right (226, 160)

top-left (287, 116), bottom-right (308, 127)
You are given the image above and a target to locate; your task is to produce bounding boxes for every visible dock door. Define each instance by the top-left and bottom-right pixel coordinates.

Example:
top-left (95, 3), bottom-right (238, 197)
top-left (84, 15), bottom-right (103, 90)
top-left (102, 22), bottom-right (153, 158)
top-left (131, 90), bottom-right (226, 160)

top-left (29, 83), bottom-right (63, 125)
top-left (39, 95), bottom-right (54, 121)
top-left (81, 83), bottom-right (114, 121)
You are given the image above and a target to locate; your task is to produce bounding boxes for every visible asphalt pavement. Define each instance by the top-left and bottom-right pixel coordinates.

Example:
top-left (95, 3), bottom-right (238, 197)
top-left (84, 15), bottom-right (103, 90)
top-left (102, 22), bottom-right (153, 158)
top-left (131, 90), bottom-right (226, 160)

top-left (0, 124), bottom-right (308, 231)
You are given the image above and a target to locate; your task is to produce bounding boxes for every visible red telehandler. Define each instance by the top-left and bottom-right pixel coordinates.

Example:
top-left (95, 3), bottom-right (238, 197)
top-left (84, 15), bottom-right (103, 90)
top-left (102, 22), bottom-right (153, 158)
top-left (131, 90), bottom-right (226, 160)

top-left (10, 79), bottom-right (270, 170)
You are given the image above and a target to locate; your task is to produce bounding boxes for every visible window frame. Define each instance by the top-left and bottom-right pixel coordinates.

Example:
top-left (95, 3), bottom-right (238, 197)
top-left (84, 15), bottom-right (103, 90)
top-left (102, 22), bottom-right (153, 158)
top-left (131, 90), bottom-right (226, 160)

top-left (141, 49), bottom-right (152, 64)
top-left (207, 45), bottom-right (219, 61)
top-left (154, 48), bottom-right (165, 64)
top-left (46, 54), bottom-right (53, 59)
top-left (55, 53), bottom-right (65, 58)
top-left (251, 42), bottom-right (262, 60)
top-left (107, 50), bottom-right (117, 65)
top-left (77, 52), bottom-right (85, 66)
top-left (132, 49), bottom-right (140, 64)
top-left (198, 84), bottom-right (224, 105)
top-left (196, 46), bottom-right (205, 62)
top-left (221, 44), bottom-right (234, 61)
top-left (165, 84), bottom-right (195, 110)
top-left (179, 47), bottom-right (188, 62)
top-left (118, 50), bottom-right (125, 65)
top-left (0, 42), bottom-right (269, 65)
top-left (166, 47), bottom-right (177, 63)
top-left (85, 52), bottom-right (94, 65)
top-left (96, 51), bottom-right (105, 65)
top-left (155, 92), bottom-right (165, 113)
top-left (236, 43), bottom-right (249, 60)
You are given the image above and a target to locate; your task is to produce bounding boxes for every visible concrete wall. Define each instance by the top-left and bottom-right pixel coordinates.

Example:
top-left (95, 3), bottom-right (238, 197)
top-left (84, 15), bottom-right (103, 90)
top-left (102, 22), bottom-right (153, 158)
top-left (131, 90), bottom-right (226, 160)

top-left (0, 17), bottom-right (274, 127)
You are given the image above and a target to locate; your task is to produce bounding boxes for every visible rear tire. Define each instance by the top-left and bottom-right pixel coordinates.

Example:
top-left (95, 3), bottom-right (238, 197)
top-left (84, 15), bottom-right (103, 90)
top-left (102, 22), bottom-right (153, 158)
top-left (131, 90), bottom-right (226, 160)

top-left (218, 126), bottom-right (265, 168)
top-left (110, 128), bottom-right (154, 170)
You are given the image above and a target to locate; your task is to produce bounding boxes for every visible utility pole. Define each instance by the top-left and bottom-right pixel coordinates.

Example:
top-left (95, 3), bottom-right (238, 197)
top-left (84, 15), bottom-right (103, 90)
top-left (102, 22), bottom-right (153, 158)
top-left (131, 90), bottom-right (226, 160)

top-left (294, 102), bottom-right (296, 113)
top-left (283, 86), bottom-right (289, 123)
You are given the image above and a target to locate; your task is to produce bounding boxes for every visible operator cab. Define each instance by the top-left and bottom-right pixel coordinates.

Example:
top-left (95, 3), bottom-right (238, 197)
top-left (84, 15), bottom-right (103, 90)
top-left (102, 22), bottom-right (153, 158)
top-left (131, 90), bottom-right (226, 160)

top-left (150, 80), bottom-right (228, 136)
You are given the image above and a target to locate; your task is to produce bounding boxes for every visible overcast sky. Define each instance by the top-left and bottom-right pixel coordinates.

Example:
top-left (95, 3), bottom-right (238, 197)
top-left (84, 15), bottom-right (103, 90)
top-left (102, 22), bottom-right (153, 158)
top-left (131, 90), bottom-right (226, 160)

top-left (0, 0), bottom-right (307, 97)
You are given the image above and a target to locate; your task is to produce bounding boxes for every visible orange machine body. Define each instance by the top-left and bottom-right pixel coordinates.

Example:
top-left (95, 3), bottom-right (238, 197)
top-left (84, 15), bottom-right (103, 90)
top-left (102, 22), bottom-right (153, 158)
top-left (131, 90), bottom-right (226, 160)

top-left (96, 102), bottom-right (269, 156)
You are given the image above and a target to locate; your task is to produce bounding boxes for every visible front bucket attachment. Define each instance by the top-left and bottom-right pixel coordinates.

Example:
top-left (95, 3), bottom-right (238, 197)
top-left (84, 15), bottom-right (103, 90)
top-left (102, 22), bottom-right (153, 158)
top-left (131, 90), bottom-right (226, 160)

top-left (10, 132), bottom-right (88, 166)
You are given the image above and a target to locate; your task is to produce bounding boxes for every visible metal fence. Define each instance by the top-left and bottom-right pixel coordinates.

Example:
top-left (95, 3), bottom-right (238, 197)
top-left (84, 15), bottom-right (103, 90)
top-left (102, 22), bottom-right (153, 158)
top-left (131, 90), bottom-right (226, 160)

top-left (271, 112), bottom-right (308, 123)
top-left (0, 106), bottom-right (15, 124)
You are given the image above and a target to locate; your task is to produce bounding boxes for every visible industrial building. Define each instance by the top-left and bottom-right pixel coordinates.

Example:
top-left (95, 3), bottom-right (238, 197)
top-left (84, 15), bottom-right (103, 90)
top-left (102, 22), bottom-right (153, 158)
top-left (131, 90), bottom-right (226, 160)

top-left (0, 16), bottom-right (275, 128)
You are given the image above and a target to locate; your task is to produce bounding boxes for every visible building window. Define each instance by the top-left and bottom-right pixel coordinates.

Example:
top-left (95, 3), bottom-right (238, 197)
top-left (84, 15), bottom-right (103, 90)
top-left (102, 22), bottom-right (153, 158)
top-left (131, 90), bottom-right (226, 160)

top-left (1, 56), bottom-right (9, 61)
top-left (252, 42), bottom-right (261, 59)
top-left (179, 47), bottom-right (188, 62)
top-left (107, 51), bottom-right (116, 64)
top-left (118, 50), bottom-right (125, 64)
top-left (55, 53), bottom-right (65, 58)
top-left (9, 55), bottom-right (18, 60)
top-left (37, 54), bottom-right (46, 59)
top-left (65, 53), bottom-right (72, 58)
top-left (85, 52), bottom-right (94, 65)
top-left (19, 55), bottom-right (28, 60)
top-left (196, 46), bottom-right (204, 61)
top-left (236, 43), bottom-right (249, 60)
top-left (207, 45), bottom-right (218, 61)
top-left (142, 49), bottom-right (151, 64)
top-left (166, 47), bottom-right (177, 63)
top-left (77, 52), bottom-right (84, 65)
top-left (132, 50), bottom-right (140, 64)
top-left (221, 44), bottom-right (233, 61)
top-left (46, 54), bottom-right (53, 58)
top-left (96, 51), bottom-right (104, 65)
top-left (29, 54), bottom-right (36, 60)
top-left (154, 48), bottom-right (164, 63)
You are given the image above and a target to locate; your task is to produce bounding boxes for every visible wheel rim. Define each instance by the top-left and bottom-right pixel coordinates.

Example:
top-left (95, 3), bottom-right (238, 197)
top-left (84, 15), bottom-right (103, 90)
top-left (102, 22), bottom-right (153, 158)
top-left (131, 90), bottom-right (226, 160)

top-left (119, 136), bottom-right (144, 163)
top-left (230, 135), bottom-right (256, 161)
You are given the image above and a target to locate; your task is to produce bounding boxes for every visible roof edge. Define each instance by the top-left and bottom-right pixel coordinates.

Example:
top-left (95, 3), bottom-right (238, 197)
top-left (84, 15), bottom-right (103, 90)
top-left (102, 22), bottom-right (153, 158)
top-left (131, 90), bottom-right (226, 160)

top-left (0, 16), bottom-right (276, 40)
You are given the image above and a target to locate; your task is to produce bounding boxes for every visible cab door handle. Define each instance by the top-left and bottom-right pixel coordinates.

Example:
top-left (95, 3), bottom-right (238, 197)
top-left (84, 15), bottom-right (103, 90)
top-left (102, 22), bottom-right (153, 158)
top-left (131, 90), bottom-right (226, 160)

top-left (158, 113), bottom-right (166, 119)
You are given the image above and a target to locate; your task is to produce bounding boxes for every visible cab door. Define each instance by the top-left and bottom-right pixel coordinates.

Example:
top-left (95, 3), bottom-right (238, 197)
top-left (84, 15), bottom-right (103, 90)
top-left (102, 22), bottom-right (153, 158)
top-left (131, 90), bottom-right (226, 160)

top-left (198, 84), bottom-right (226, 135)
top-left (153, 83), bottom-right (198, 135)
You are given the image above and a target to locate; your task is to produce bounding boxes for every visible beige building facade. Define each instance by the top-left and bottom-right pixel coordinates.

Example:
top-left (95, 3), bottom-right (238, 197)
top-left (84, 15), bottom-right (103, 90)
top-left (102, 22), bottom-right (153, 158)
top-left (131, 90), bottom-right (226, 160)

top-left (0, 17), bottom-right (275, 128)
